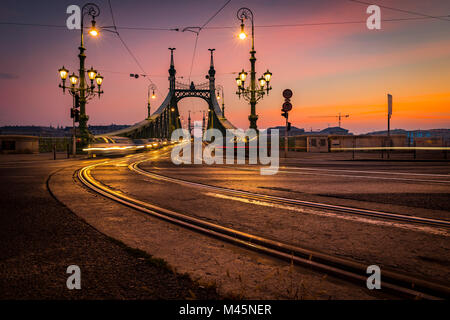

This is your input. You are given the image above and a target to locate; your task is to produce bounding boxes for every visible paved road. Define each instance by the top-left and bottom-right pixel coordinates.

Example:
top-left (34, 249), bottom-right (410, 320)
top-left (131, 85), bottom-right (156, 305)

top-left (85, 149), bottom-right (449, 291)
top-left (0, 153), bottom-right (218, 299)
top-left (1, 150), bottom-right (449, 299)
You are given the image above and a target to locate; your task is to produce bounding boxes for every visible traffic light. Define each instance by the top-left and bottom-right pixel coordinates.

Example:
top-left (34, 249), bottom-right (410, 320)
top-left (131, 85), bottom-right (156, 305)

top-left (281, 110), bottom-right (288, 118)
top-left (70, 108), bottom-right (75, 118)
top-left (74, 94), bottom-right (80, 109)
top-left (74, 109), bottom-right (80, 122)
top-left (287, 122), bottom-right (291, 131)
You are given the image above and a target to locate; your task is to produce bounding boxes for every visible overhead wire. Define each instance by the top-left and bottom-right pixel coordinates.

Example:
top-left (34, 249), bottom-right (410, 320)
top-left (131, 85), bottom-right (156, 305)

top-left (107, 0), bottom-right (163, 97)
top-left (1, 14), bottom-right (448, 31)
top-left (184, 0), bottom-right (232, 116)
top-left (187, 0), bottom-right (233, 81)
top-left (347, 0), bottom-right (450, 22)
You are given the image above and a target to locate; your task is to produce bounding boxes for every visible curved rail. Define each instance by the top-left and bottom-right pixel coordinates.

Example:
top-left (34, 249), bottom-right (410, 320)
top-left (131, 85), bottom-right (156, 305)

top-left (129, 162), bottom-right (450, 229)
top-left (78, 159), bottom-right (450, 300)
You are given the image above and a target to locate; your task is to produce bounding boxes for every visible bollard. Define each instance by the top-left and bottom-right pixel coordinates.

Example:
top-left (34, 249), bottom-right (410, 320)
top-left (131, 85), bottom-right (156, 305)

top-left (67, 143), bottom-right (70, 159)
top-left (53, 144), bottom-right (56, 160)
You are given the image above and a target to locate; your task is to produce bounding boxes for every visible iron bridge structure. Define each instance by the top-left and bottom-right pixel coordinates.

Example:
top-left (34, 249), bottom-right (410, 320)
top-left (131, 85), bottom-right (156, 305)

top-left (104, 48), bottom-right (235, 139)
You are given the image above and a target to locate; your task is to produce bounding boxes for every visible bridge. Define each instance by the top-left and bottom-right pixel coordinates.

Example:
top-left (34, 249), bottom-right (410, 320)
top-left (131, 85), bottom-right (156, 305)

top-left (104, 48), bottom-right (235, 140)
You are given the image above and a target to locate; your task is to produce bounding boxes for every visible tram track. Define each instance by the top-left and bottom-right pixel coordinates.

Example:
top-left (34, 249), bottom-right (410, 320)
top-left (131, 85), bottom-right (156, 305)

top-left (78, 158), bottom-right (450, 300)
top-left (130, 161), bottom-right (450, 229)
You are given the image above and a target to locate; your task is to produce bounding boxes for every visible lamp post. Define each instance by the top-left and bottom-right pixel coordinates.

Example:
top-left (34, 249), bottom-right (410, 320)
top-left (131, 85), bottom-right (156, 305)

top-left (58, 3), bottom-right (103, 153)
top-left (216, 84), bottom-right (225, 116)
top-left (236, 7), bottom-right (272, 131)
top-left (147, 84), bottom-right (157, 119)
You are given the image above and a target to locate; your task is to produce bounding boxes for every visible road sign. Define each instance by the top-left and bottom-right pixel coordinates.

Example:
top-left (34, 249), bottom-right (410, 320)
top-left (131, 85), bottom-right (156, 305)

top-left (282, 101), bottom-right (292, 112)
top-left (282, 89), bottom-right (293, 99)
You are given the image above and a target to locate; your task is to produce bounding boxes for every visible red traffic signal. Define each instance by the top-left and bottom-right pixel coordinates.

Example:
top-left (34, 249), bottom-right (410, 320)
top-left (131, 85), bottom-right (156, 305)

top-left (282, 89), bottom-right (293, 99)
top-left (282, 101), bottom-right (292, 112)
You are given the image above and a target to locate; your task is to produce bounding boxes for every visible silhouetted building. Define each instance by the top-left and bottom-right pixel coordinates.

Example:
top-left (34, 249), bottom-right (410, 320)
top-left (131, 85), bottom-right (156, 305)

top-left (366, 128), bottom-right (450, 143)
top-left (319, 126), bottom-right (351, 135)
top-left (267, 126), bottom-right (305, 136)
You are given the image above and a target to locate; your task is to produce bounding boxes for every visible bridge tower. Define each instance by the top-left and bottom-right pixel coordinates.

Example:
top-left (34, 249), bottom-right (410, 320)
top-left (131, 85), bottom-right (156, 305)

top-left (103, 48), bottom-right (235, 140)
top-left (207, 49), bottom-right (216, 130)
top-left (168, 48), bottom-right (176, 91)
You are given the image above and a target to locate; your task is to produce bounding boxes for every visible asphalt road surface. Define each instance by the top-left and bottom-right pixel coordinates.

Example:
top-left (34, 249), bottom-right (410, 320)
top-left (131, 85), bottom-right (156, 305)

top-left (1, 150), bottom-right (449, 299)
top-left (0, 153), bottom-right (218, 299)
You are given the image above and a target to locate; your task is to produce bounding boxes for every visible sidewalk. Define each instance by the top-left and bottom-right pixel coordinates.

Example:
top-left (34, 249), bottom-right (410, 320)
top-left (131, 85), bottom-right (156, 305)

top-left (0, 152), bottom-right (83, 163)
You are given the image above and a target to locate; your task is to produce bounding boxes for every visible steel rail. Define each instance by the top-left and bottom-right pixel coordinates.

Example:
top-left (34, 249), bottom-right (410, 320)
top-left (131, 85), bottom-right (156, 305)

top-left (79, 160), bottom-right (450, 300)
top-left (129, 161), bottom-right (450, 229)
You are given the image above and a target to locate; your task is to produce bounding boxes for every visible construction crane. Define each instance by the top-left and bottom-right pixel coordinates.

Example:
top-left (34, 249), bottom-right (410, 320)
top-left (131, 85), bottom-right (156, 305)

top-left (309, 112), bottom-right (350, 128)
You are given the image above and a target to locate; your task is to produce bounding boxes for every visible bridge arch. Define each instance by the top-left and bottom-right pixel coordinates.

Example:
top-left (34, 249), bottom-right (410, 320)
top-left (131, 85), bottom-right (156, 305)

top-left (104, 48), bottom-right (235, 140)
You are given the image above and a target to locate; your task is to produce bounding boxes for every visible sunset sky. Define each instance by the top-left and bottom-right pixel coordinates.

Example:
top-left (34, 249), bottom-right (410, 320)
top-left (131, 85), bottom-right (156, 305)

top-left (0, 0), bottom-right (449, 134)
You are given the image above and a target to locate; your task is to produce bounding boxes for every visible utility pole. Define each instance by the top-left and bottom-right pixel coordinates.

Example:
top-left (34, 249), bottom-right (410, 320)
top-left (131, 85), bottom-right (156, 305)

top-left (387, 94), bottom-right (392, 137)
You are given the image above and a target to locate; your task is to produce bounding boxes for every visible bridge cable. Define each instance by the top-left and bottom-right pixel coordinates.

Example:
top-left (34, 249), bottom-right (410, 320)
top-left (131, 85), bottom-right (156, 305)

top-left (107, 0), bottom-right (163, 97)
top-left (201, 0), bottom-right (233, 29)
top-left (184, 0), bottom-right (232, 116)
top-left (187, 0), bottom-right (233, 82)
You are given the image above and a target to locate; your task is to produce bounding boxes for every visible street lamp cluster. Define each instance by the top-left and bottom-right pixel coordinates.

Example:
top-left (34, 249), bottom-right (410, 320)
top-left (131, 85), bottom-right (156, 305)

top-left (235, 7), bottom-right (273, 130)
top-left (235, 69), bottom-right (272, 99)
top-left (57, 2), bottom-right (103, 154)
top-left (58, 66), bottom-right (104, 96)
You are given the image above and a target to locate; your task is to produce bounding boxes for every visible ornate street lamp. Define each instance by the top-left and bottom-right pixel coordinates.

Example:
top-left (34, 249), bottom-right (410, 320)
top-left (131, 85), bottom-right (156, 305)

top-left (147, 84), bottom-right (157, 119)
top-left (236, 7), bottom-right (273, 130)
top-left (69, 73), bottom-right (79, 86)
top-left (57, 2), bottom-right (103, 153)
top-left (87, 66), bottom-right (97, 83)
top-left (89, 18), bottom-right (99, 37)
top-left (216, 84), bottom-right (225, 116)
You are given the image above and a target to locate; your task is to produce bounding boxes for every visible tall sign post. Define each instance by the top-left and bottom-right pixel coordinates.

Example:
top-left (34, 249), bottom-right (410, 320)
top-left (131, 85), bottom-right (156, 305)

top-left (387, 94), bottom-right (393, 159)
top-left (281, 89), bottom-right (293, 158)
top-left (387, 94), bottom-right (392, 137)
